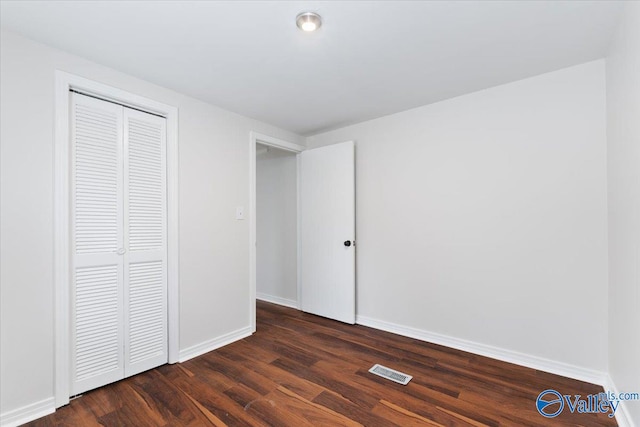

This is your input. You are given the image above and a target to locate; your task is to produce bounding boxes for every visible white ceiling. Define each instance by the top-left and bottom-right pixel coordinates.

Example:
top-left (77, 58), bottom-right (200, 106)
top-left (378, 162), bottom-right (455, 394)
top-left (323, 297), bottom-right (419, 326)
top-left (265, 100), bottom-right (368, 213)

top-left (0, 1), bottom-right (623, 135)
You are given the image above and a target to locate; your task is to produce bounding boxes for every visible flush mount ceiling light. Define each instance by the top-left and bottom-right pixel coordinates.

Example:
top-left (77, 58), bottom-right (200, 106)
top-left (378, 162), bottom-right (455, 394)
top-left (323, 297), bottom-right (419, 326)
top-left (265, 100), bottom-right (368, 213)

top-left (296, 12), bottom-right (322, 32)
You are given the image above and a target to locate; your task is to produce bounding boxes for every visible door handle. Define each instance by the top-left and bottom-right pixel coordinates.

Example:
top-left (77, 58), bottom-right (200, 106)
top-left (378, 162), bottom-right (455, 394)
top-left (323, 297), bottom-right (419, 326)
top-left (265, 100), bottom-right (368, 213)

top-left (116, 248), bottom-right (126, 255)
top-left (344, 240), bottom-right (352, 247)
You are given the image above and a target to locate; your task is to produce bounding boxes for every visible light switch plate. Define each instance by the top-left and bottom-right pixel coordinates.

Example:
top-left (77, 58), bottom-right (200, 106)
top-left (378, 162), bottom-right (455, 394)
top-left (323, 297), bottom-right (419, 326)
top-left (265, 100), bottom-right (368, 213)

top-left (236, 206), bottom-right (245, 220)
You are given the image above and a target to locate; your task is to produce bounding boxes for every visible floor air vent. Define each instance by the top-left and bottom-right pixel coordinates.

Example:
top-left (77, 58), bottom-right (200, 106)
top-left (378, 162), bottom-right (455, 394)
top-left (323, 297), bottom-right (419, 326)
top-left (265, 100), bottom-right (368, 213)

top-left (368, 364), bottom-right (412, 385)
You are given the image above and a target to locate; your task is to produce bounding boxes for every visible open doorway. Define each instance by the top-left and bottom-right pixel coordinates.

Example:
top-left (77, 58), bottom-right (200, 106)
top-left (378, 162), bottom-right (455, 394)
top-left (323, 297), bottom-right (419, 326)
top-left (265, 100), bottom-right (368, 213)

top-left (256, 143), bottom-right (298, 308)
top-left (249, 133), bottom-right (356, 331)
top-left (249, 133), bottom-right (305, 331)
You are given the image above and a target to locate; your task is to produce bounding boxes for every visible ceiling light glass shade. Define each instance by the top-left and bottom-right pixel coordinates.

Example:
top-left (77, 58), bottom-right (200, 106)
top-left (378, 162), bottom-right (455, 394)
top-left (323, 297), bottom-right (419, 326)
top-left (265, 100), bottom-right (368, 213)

top-left (296, 12), bottom-right (322, 32)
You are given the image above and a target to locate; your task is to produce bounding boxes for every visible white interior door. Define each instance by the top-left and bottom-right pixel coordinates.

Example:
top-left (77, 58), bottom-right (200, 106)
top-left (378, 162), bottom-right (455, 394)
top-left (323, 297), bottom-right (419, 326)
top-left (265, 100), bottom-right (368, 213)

top-left (71, 93), bottom-right (125, 395)
top-left (70, 93), bottom-right (168, 395)
top-left (300, 141), bottom-right (355, 324)
top-left (123, 108), bottom-right (168, 377)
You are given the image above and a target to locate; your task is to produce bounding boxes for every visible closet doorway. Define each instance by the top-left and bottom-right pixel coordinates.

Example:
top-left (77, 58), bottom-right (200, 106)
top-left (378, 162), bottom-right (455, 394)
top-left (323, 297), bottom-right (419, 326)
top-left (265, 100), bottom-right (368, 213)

top-left (70, 92), bottom-right (168, 395)
top-left (54, 72), bottom-right (179, 408)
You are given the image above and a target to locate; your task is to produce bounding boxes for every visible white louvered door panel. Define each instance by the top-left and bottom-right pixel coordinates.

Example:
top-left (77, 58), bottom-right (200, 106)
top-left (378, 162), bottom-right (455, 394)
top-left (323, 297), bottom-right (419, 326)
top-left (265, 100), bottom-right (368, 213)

top-left (123, 108), bottom-right (168, 376)
top-left (71, 93), bottom-right (125, 395)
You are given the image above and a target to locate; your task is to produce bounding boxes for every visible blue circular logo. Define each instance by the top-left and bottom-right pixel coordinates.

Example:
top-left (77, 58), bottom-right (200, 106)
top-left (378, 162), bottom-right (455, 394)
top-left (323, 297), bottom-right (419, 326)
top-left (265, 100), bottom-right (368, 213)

top-left (536, 389), bottom-right (564, 418)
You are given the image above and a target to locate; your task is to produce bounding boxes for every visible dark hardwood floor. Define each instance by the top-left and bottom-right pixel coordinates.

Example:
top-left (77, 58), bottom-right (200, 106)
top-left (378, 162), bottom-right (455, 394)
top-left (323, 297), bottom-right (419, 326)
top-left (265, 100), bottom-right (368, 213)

top-left (27, 301), bottom-right (616, 426)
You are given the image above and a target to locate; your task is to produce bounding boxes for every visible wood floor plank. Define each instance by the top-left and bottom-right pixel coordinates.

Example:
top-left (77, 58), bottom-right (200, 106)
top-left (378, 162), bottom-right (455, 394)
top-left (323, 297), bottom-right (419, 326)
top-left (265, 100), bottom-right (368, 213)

top-left (24, 301), bottom-right (618, 426)
top-left (181, 391), bottom-right (226, 427)
top-left (374, 399), bottom-right (447, 427)
top-left (170, 370), bottom-right (270, 427)
top-left (271, 386), bottom-right (364, 427)
top-left (311, 390), bottom-right (400, 427)
top-left (220, 346), bottom-right (327, 401)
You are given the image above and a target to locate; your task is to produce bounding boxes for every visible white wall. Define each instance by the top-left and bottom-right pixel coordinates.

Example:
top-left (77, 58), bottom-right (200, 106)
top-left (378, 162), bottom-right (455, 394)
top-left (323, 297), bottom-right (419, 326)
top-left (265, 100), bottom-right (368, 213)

top-left (256, 146), bottom-right (298, 305)
top-left (307, 61), bottom-right (609, 374)
top-left (0, 30), bottom-right (304, 417)
top-left (606, 2), bottom-right (640, 425)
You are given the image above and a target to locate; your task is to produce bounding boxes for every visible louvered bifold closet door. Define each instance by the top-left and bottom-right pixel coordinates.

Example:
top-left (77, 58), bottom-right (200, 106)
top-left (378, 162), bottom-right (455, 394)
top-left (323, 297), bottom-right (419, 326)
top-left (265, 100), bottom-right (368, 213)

top-left (71, 93), bottom-right (125, 395)
top-left (123, 108), bottom-right (168, 377)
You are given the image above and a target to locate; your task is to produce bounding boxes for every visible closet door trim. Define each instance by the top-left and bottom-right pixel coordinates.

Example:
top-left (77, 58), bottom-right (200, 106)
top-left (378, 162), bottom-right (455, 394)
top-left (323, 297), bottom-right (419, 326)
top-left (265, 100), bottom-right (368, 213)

top-left (54, 71), bottom-right (179, 408)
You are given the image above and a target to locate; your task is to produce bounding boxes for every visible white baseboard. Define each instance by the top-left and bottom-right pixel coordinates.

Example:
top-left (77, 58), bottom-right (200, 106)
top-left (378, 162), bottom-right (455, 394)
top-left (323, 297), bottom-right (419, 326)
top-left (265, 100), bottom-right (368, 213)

top-left (604, 374), bottom-right (636, 427)
top-left (355, 315), bottom-right (608, 386)
top-left (178, 325), bottom-right (253, 363)
top-left (0, 397), bottom-right (55, 427)
top-left (256, 292), bottom-right (298, 309)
